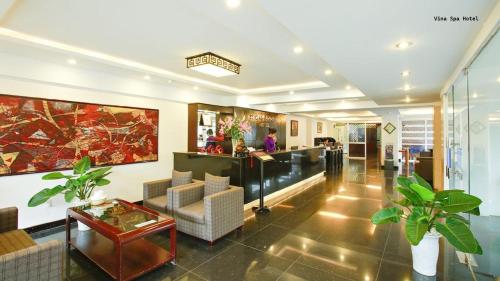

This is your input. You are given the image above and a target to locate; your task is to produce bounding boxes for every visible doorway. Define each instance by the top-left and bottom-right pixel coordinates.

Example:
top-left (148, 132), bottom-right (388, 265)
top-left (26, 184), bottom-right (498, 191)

top-left (366, 123), bottom-right (381, 161)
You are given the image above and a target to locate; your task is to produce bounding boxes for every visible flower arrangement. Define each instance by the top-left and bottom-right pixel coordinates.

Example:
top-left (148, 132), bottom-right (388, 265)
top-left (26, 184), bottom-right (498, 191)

top-left (218, 116), bottom-right (252, 140)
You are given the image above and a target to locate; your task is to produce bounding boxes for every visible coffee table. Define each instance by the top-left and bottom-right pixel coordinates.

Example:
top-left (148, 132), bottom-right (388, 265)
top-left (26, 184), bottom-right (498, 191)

top-left (66, 199), bottom-right (176, 281)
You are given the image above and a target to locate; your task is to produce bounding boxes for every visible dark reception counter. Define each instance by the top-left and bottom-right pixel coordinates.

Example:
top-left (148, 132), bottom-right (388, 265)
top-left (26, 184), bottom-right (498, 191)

top-left (173, 147), bottom-right (327, 204)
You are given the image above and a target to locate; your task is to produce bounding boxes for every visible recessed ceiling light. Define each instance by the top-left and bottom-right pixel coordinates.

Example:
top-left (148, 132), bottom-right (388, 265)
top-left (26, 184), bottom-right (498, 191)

top-left (293, 46), bottom-right (303, 54)
top-left (403, 84), bottom-right (411, 91)
top-left (193, 86), bottom-right (199, 90)
top-left (143, 75), bottom-right (151, 80)
top-left (289, 90), bottom-right (295, 95)
top-left (66, 58), bottom-right (77, 65)
top-left (401, 70), bottom-right (410, 77)
top-left (345, 85), bottom-right (352, 90)
top-left (405, 96), bottom-right (411, 103)
top-left (472, 92), bottom-right (478, 98)
top-left (497, 76), bottom-right (500, 83)
top-left (225, 0), bottom-right (240, 9)
top-left (395, 41), bottom-right (413, 49)
top-left (324, 69), bottom-right (333, 76)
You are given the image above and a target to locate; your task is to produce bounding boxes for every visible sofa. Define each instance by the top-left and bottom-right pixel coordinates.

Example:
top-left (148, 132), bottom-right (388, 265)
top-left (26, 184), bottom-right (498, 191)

top-left (143, 170), bottom-right (201, 214)
top-left (0, 207), bottom-right (64, 281)
top-left (171, 176), bottom-right (244, 244)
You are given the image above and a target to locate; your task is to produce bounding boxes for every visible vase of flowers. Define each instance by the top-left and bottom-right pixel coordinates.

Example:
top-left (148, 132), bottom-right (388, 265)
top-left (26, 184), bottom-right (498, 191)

top-left (218, 116), bottom-right (252, 156)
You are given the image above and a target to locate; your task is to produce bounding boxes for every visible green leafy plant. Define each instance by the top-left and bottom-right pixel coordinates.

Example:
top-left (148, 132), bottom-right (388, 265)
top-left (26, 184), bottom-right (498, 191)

top-left (28, 156), bottom-right (112, 207)
top-left (371, 172), bottom-right (483, 254)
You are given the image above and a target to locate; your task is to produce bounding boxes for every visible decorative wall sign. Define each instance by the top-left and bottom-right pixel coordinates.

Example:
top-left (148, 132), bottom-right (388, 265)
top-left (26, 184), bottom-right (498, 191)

top-left (290, 120), bottom-right (299, 137)
top-left (0, 94), bottom-right (158, 176)
top-left (317, 122), bottom-right (323, 134)
top-left (384, 122), bottom-right (396, 134)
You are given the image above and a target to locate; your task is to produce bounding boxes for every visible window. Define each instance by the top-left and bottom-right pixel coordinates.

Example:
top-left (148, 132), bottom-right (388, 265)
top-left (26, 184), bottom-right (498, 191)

top-left (402, 119), bottom-right (433, 155)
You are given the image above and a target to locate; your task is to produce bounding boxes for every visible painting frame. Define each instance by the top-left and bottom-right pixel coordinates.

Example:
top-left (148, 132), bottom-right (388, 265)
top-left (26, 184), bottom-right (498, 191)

top-left (384, 122), bottom-right (396, 134)
top-left (290, 120), bottom-right (299, 137)
top-left (0, 93), bottom-right (159, 177)
top-left (317, 122), bottom-right (323, 134)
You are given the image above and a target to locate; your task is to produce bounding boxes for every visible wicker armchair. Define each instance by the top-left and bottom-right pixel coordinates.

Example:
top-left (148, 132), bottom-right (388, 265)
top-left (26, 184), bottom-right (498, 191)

top-left (143, 178), bottom-right (201, 214)
top-left (171, 182), bottom-right (244, 244)
top-left (0, 207), bottom-right (64, 281)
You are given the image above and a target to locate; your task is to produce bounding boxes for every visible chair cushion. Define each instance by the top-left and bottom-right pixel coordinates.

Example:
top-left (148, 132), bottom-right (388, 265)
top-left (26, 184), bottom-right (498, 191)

top-left (176, 200), bottom-right (205, 224)
top-left (204, 173), bottom-right (229, 196)
top-left (144, 195), bottom-right (167, 212)
top-left (0, 229), bottom-right (36, 255)
top-left (172, 170), bottom-right (193, 187)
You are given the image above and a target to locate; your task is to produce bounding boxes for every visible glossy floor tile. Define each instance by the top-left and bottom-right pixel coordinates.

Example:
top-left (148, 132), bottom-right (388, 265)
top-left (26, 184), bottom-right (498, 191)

top-left (32, 159), bottom-right (492, 281)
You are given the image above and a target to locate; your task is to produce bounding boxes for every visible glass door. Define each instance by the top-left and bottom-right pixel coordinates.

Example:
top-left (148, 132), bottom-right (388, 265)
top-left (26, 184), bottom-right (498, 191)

top-left (450, 73), bottom-right (469, 192)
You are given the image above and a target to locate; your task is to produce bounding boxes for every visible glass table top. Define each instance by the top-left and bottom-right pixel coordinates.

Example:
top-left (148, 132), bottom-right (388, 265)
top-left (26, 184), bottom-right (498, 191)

top-left (74, 200), bottom-right (170, 233)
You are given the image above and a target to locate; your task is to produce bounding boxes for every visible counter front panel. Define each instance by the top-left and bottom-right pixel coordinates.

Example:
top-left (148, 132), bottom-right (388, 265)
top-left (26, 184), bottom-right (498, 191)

top-left (174, 148), bottom-right (326, 204)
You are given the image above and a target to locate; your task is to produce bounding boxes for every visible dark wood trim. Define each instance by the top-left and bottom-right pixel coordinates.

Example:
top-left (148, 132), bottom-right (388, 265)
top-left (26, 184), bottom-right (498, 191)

top-left (188, 104), bottom-right (199, 152)
top-left (185, 52), bottom-right (241, 67)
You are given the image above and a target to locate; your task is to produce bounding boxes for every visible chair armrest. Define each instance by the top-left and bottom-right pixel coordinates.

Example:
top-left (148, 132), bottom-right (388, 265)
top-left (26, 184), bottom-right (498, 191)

top-left (0, 240), bottom-right (65, 281)
top-left (172, 182), bottom-right (205, 209)
top-left (0, 207), bottom-right (18, 233)
top-left (204, 186), bottom-right (244, 237)
top-left (143, 179), bottom-right (172, 199)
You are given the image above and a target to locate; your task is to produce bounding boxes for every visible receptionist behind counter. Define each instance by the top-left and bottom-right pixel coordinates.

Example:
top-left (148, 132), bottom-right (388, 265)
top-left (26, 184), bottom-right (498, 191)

top-left (263, 127), bottom-right (277, 153)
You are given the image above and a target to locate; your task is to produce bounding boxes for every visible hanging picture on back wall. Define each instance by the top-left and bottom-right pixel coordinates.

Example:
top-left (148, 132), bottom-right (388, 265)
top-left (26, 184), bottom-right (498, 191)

top-left (290, 120), bottom-right (299, 136)
top-left (0, 94), bottom-right (159, 176)
top-left (317, 122), bottom-right (323, 134)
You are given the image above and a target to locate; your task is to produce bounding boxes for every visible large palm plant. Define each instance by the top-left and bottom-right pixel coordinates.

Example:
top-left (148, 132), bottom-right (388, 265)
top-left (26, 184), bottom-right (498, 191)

top-left (371, 173), bottom-right (482, 254)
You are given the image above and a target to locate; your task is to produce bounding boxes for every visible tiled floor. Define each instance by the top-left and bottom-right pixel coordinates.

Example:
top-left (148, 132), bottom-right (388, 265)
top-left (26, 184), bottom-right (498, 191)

top-left (34, 159), bottom-right (493, 281)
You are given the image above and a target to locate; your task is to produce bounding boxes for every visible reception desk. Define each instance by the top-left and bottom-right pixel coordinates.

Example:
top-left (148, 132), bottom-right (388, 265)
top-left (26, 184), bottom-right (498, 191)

top-left (173, 147), bottom-right (326, 204)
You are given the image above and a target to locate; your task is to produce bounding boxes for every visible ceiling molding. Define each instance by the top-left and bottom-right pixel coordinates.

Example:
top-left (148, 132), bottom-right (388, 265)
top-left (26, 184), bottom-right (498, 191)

top-left (0, 27), bottom-right (328, 95)
top-left (440, 2), bottom-right (500, 95)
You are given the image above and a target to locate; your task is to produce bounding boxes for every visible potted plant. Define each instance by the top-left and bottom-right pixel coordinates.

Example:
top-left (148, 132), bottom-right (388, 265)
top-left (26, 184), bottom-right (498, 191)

top-left (28, 156), bottom-right (112, 231)
top-left (371, 172), bottom-right (482, 276)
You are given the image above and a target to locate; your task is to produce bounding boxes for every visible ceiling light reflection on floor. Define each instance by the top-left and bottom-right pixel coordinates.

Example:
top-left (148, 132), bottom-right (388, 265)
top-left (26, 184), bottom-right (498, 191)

top-left (327, 195), bottom-right (360, 201)
top-left (366, 184), bottom-right (382, 190)
top-left (318, 211), bottom-right (348, 219)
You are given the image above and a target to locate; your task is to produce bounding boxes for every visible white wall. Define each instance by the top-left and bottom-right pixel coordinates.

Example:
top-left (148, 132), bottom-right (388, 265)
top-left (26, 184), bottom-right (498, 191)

top-left (0, 51), bottom-right (238, 228)
top-left (378, 110), bottom-right (401, 168)
top-left (285, 115), bottom-right (308, 150)
top-left (284, 116), bottom-right (335, 149)
top-left (0, 77), bottom-right (189, 228)
top-left (310, 119), bottom-right (330, 145)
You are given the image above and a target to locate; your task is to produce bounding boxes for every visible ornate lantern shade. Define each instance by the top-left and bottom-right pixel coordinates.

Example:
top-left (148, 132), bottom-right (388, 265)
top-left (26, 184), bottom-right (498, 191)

top-left (186, 52), bottom-right (241, 77)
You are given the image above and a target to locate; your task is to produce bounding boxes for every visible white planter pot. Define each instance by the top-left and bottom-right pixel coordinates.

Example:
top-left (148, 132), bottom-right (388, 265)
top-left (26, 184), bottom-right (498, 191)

top-left (73, 199), bottom-right (91, 231)
top-left (77, 221), bottom-right (91, 231)
top-left (411, 231), bottom-right (441, 276)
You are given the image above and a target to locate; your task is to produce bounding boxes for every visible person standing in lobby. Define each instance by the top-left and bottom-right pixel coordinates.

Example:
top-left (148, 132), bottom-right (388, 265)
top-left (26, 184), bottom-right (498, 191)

top-left (264, 128), bottom-right (277, 153)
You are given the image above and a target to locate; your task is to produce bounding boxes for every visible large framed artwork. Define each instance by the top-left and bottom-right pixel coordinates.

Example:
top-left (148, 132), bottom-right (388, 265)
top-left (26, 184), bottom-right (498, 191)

top-left (0, 94), bottom-right (159, 176)
top-left (290, 120), bottom-right (298, 137)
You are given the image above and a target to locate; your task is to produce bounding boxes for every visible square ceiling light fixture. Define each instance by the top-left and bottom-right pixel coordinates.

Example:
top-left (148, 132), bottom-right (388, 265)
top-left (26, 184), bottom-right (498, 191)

top-left (186, 52), bottom-right (241, 77)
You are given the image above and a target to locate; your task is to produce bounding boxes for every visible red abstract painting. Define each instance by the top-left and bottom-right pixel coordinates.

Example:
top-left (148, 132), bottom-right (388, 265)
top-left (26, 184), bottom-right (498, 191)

top-left (0, 94), bottom-right (158, 176)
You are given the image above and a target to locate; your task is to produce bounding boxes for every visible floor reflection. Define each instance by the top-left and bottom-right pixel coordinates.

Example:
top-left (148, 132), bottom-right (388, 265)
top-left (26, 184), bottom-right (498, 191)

top-left (32, 158), bottom-right (492, 280)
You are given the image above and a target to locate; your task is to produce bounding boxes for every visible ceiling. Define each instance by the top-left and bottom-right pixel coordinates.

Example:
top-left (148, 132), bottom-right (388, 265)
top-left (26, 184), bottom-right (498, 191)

top-left (0, 0), bottom-right (497, 113)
